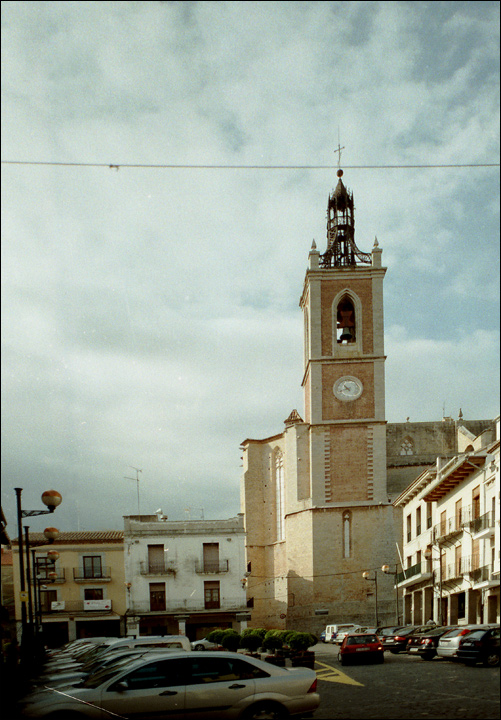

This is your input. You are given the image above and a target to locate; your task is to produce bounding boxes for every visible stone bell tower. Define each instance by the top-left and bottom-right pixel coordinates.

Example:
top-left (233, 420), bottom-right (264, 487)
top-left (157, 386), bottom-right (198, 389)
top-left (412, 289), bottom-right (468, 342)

top-left (300, 168), bottom-right (387, 506)
top-left (242, 167), bottom-right (399, 631)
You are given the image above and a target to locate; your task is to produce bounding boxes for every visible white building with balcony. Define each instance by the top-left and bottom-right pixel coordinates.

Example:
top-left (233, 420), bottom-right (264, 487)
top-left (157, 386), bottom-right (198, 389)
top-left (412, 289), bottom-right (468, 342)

top-left (393, 417), bottom-right (499, 626)
top-left (123, 514), bottom-right (249, 640)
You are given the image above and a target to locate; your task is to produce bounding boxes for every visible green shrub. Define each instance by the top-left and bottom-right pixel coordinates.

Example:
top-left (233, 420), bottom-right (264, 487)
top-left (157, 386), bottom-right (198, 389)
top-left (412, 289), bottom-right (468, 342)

top-left (206, 629), bottom-right (225, 645)
top-left (240, 629), bottom-right (263, 652)
top-left (221, 630), bottom-right (241, 652)
top-left (263, 630), bottom-right (283, 653)
top-left (288, 632), bottom-right (316, 652)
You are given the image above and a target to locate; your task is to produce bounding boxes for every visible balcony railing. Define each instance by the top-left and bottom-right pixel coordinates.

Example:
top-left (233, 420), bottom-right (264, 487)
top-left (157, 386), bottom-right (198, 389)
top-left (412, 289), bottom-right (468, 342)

top-left (36, 569), bottom-right (66, 583)
top-left (128, 596), bottom-right (246, 614)
top-left (469, 511), bottom-right (494, 535)
top-left (139, 561), bottom-right (177, 576)
top-left (469, 564), bottom-right (491, 583)
top-left (396, 561), bottom-right (426, 584)
top-left (73, 567), bottom-right (111, 581)
top-left (195, 560), bottom-right (229, 574)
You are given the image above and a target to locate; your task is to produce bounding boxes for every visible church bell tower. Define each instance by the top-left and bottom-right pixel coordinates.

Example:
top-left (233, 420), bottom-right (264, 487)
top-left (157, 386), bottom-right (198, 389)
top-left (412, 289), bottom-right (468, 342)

top-left (300, 168), bottom-right (387, 505)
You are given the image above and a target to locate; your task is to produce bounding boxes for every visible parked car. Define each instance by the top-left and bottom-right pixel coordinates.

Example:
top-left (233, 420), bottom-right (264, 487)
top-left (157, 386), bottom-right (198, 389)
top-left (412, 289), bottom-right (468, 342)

top-left (406, 626), bottom-right (458, 660)
top-left (320, 630), bottom-right (326, 643)
top-left (18, 651), bottom-right (320, 719)
top-left (456, 626), bottom-right (500, 667)
top-left (190, 637), bottom-right (219, 651)
top-left (338, 632), bottom-right (384, 665)
top-left (376, 625), bottom-right (406, 644)
top-left (34, 647), bottom-right (184, 688)
top-left (381, 625), bottom-right (431, 654)
top-left (325, 623), bottom-right (360, 643)
top-left (329, 624), bottom-right (362, 644)
top-left (437, 625), bottom-right (494, 660)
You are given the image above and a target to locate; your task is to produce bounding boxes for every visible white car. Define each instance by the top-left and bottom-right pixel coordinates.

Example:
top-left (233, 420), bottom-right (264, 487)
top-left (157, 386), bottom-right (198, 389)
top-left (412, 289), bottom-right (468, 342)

top-left (330, 624), bottom-right (362, 645)
top-left (190, 637), bottom-right (219, 650)
top-left (18, 651), bottom-right (320, 719)
top-left (436, 625), bottom-right (494, 659)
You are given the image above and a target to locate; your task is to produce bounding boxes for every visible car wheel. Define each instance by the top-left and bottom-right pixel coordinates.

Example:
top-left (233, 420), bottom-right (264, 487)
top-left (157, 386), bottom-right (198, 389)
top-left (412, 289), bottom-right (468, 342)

top-left (340, 656), bottom-right (349, 666)
top-left (376, 653), bottom-right (384, 664)
top-left (483, 653), bottom-right (500, 668)
top-left (194, 644), bottom-right (206, 651)
top-left (242, 700), bottom-right (287, 720)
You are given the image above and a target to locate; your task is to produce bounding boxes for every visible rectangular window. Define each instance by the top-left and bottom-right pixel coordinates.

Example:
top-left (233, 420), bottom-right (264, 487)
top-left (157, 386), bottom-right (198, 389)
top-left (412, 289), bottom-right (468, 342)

top-left (203, 543), bottom-right (220, 573)
top-left (149, 583), bottom-right (166, 611)
top-left (40, 589), bottom-right (58, 613)
top-left (455, 499), bottom-right (462, 530)
top-left (406, 514), bottom-right (412, 542)
top-left (457, 592), bottom-right (466, 619)
top-left (455, 545), bottom-right (462, 576)
top-left (84, 588), bottom-right (104, 601)
top-left (83, 556), bottom-right (102, 579)
top-left (416, 507), bottom-right (421, 536)
top-left (204, 581), bottom-right (220, 609)
top-left (440, 511), bottom-right (447, 537)
top-left (426, 503), bottom-right (432, 529)
top-left (471, 539), bottom-right (480, 571)
top-left (472, 486), bottom-right (480, 520)
top-left (148, 545), bottom-right (165, 573)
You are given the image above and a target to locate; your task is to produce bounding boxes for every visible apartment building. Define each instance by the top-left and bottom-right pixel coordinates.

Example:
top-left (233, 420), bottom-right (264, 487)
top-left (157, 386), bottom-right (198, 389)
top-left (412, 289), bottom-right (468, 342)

top-left (123, 514), bottom-right (249, 639)
top-left (12, 531), bottom-right (125, 646)
top-left (394, 417), bottom-right (500, 626)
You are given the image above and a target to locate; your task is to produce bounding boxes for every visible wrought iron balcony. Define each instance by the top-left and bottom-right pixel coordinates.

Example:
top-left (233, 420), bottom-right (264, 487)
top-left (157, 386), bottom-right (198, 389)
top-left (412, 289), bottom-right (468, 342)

top-left (469, 511), bottom-right (495, 537)
top-left (139, 560), bottom-right (177, 576)
top-left (195, 560), bottom-right (229, 574)
top-left (73, 567), bottom-right (111, 582)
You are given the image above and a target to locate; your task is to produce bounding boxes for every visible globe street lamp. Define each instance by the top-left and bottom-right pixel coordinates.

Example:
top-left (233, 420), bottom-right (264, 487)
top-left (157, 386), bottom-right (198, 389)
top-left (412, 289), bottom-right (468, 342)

top-left (381, 563), bottom-right (401, 625)
top-left (14, 488), bottom-right (62, 663)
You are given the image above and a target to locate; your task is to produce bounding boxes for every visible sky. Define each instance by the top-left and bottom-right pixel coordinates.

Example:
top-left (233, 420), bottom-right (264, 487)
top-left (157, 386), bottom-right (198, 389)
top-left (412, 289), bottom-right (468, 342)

top-left (1, 1), bottom-right (499, 534)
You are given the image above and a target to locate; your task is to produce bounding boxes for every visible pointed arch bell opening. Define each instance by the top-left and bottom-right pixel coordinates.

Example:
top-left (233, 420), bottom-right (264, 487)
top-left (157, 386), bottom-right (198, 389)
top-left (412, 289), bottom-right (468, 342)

top-left (332, 289), bottom-right (362, 354)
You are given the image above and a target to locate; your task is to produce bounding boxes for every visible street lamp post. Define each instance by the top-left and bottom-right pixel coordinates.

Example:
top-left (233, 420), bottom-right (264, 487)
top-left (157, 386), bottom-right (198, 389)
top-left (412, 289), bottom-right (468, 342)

top-left (424, 545), bottom-right (443, 625)
top-left (362, 570), bottom-right (380, 627)
top-left (31, 548), bottom-right (59, 642)
top-left (381, 563), bottom-right (401, 625)
top-left (14, 488), bottom-right (62, 662)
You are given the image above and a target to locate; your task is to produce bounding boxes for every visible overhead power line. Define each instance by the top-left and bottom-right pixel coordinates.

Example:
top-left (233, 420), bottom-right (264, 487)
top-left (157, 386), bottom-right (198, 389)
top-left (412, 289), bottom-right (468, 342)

top-left (1, 160), bottom-right (499, 170)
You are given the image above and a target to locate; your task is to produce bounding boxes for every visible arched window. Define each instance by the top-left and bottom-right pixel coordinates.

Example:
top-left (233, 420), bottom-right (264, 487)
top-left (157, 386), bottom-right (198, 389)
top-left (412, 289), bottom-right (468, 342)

top-left (343, 511), bottom-right (351, 558)
top-left (336, 296), bottom-right (356, 344)
top-left (400, 437), bottom-right (414, 456)
top-left (275, 452), bottom-right (285, 541)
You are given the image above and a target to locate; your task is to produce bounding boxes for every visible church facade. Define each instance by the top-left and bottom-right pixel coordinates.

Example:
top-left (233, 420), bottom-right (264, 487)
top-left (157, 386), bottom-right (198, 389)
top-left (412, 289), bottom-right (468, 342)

top-left (240, 170), bottom-right (492, 634)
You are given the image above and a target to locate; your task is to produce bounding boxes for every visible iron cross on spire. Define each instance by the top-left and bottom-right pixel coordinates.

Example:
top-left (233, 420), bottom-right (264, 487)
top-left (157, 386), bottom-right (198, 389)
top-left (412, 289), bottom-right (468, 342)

top-left (334, 142), bottom-right (345, 168)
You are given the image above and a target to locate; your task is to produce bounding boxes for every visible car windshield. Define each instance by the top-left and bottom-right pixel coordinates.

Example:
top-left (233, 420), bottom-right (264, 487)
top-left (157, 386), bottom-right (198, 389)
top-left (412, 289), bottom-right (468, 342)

top-left (463, 630), bottom-right (487, 641)
top-left (348, 635), bottom-right (377, 644)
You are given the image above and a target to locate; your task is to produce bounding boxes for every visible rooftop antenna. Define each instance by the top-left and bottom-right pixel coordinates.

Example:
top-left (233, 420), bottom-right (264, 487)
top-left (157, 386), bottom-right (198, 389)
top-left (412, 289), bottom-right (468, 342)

top-left (124, 467), bottom-right (143, 518)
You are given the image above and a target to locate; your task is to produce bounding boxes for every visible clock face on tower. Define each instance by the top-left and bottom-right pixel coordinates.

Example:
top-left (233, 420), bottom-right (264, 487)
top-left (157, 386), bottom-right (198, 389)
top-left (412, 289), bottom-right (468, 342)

top-left (333, 376), bottom-right (363, 401)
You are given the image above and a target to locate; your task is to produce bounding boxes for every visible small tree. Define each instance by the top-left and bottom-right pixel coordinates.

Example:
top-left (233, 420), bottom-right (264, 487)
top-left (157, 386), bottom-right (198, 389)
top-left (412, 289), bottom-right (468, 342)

top-left (241, 629), bottom-right (264, 653)
top-left (288, 632), bottom-right (316, 653)
top-left (206, 629), bottom-right (225, 646)
top-left (263, 630), bottom-right (283, 654)
top-left (221, 630), bottom-right (241, 652)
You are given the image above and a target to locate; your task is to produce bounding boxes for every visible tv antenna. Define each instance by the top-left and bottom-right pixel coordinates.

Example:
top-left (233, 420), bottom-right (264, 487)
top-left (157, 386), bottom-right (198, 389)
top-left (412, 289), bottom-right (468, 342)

top-left (124, 467), bottom-right (143, 518)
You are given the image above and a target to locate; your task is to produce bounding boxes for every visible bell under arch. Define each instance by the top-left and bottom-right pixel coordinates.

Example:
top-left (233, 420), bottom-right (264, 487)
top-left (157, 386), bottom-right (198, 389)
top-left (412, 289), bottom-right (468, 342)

top-left (332, 288), bottom-right (363, 355)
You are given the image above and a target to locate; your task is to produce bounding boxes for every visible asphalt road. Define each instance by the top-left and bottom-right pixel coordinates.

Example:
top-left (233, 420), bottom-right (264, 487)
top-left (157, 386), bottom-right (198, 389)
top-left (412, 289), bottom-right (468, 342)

top-left (311, 642), bottom-right (500, 719)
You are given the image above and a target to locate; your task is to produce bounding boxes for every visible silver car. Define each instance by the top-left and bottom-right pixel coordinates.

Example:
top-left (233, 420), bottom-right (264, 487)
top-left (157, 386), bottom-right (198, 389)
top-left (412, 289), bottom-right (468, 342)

top-left (18, 650), bottom-right (320, 719)
top-left (436, 625), bottom-right (494, 659)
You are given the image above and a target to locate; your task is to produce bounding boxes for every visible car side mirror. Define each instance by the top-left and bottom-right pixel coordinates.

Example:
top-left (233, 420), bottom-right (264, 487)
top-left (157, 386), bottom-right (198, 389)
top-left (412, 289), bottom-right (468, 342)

top-left (115, 681), bottom-right (129, 692)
